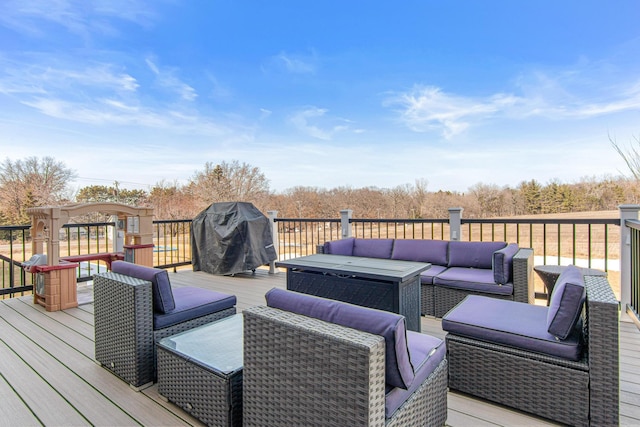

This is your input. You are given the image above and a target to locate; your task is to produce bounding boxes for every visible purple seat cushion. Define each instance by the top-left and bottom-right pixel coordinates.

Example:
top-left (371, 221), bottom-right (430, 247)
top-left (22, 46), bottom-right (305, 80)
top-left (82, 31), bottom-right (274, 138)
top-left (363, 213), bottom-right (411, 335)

top-left (391, 239), bottom-right (449, 266)
top-left (385, 332), bottom-right (445, 418)
top-left (265, 288), bottom-right (414, 390)
top-left (323, 238), bottom-right (355, 255)
top-left (547, 265), bottom-right (586, 340)
top-left (493, 243), bottom-right (519, 284)
top-left (154, 287), bottom-right (236, 330)
top-left (352, 238), bottom-right (394, 258)
top-left (433, 267), bottom-right (513, 296)
top-left (442, 295), bottom-right (583, 361)
top-left (420, 264), bottom-right (448, 285)
top-left (448, 241), bottom-right (507, 268)
top-left (112, 261), bottom-right (175, 313)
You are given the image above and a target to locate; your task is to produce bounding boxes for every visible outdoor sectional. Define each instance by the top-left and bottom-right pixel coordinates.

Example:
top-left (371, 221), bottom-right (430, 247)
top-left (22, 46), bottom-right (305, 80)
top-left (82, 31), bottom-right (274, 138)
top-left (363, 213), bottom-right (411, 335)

top-left (318, 237), bottom-right (534, 317)
top-left (441, 265), bottom-right (619, 426)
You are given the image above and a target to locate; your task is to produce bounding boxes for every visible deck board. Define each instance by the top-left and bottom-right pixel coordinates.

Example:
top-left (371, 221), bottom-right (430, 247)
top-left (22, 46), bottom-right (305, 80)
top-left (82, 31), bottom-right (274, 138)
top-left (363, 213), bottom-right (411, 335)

top-left (0, 266), bottom-right (638, 426)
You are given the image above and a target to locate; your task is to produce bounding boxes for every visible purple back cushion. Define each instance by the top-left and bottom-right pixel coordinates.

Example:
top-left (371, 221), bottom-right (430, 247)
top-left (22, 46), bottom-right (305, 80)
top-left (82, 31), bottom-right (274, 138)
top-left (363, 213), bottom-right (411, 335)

top-left (448, 241), bottom-right (507, 268)
top-left (353, 238), bottom-right (394, 258)
top-left (391, 239), bottom-right (449, 265)
top-left (111, 261), bottom-right (175, 314)
top-left (546, 265), bottom-right (586, 340)
top-left (265, 288), bottom-right (415, 390)
top-left (323, 238), bottom-right (355, 255)
top-left (493, 243), bottom-right (519, 284)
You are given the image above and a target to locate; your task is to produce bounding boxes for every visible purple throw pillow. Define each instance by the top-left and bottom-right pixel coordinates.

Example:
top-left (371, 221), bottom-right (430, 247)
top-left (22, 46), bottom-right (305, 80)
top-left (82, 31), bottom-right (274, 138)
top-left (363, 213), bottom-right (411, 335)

top-left (546, 265), bottom-right (586, 340)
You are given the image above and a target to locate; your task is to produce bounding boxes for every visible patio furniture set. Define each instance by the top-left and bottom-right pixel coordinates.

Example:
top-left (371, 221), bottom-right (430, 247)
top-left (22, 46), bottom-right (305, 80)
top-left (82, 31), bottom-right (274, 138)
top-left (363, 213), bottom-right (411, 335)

top-left (93, 236), bottom-right (619, 426)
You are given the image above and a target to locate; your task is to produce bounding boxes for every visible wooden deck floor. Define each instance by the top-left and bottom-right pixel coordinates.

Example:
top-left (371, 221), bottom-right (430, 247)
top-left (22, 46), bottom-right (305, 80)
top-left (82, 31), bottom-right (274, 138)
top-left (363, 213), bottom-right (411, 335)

top-left (1, 267), bottom-right (638, 426)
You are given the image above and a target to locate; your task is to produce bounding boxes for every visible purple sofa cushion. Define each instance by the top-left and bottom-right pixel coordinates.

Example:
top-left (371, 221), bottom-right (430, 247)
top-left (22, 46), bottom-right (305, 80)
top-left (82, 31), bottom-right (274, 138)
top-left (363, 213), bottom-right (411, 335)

top-left (433, 267), bottom-right (513, 296)
top-left (112, 261), bottom-right (175, 313)
top-left (391, 239), bottom-right (449, 266)
top-left (442, 295), bottom-right (583, 361)
top-left (154, 287), bottom-right (236, 330)
top-left (323, 238), bottom-right (355, 255)
top-left (265, 288), bottom-right (415, 390)
top-left (420, 264), bottom-right (448, 285)
top-left (493, 243), bottom-right (519, 284)
top-left (546, 265), bottom-right (586, 340)
top-left (385, 332), bottom-right (445, 418)
top-left (353, 238), bottom-right (394, 258)
top-left (448, 241), bottom-right (507, 269)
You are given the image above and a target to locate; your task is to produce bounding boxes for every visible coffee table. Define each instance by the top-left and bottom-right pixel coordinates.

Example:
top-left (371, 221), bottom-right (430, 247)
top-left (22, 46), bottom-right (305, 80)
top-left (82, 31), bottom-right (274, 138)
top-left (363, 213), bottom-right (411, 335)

top-left (157, 314), bottom-right (243, 427)
top-left (276, 254), bottom-right (430, 332)
top-left (533, 265), bottom-right (606, 305)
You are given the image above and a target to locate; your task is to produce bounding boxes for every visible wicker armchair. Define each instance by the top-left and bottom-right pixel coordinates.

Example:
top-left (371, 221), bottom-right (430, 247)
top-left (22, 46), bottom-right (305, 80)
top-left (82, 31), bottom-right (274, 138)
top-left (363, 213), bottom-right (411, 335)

top-left (93, 266), bottom-right (236, 389)
top-left (443, 274), bottom-right (619, 426)
top-left (243, 295), bottom-right (448, 427)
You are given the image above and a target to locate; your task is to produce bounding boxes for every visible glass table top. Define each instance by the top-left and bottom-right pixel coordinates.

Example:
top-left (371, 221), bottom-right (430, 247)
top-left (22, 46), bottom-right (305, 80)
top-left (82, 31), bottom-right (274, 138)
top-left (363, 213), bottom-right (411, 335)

top-left (158, 313), bottom-right (243, 375)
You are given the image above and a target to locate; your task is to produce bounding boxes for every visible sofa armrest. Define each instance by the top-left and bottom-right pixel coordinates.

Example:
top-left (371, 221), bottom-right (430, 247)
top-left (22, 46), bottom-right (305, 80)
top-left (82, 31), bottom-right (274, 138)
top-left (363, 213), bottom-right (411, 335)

top-left (512, 248), bottom-right (534, 304)
top-left (243, 305), bottom-right (386, 426)
top-left (584, 275), bottom-right (619, 426)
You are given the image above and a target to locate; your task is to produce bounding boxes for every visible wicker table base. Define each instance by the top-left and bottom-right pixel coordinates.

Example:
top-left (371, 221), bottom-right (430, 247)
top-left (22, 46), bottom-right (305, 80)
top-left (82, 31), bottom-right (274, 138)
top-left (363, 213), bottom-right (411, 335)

top-left (157, 314), bottom-right (243, 427)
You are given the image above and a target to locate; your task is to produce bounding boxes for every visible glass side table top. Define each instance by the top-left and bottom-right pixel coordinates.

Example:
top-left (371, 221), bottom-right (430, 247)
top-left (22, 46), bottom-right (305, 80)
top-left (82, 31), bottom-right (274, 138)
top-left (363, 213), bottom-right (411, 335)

top-left (158, 313), bottom-right (243, 375)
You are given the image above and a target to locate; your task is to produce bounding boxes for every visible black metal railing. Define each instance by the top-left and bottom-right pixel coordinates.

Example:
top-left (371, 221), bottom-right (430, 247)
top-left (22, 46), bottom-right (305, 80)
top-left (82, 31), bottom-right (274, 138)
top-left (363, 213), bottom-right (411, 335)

top-left (0, 214), bottom-right (627, 307)
top-left (627, 219), bottom-right (640, 323)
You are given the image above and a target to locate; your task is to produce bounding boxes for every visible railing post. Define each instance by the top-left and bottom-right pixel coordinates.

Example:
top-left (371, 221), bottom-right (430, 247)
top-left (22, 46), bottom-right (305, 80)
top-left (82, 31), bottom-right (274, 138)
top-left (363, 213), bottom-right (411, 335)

top-left (449, 207), bottom-right (463, 241)
top-left (619, 204), bottom-right (639, 308)
top-left (340, 209), bottom-right (353, 238)
top-left (267, 210), bottom-right (279, 273)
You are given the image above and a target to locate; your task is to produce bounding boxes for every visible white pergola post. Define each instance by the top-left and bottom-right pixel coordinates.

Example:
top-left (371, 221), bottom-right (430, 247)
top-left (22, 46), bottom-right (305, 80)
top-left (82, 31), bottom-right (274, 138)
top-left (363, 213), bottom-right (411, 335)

top-left (267, 210), bottom-right (279, 273)
top-left (449, 207), bottom-right (463, 241)
top-left (619, 204), bottom-right (640, 309)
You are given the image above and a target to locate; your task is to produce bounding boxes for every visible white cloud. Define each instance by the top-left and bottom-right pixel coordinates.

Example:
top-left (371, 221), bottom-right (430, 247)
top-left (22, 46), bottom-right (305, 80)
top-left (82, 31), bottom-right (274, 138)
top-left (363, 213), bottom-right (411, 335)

top-left (288, 107), bottom-right (358, 140)
top-left (145, 57), bottom-right (197, 101)
top-left (386, 73), bottom-right (640, 138)
top-left (0, 0), bottom-right (157, 38)
top-left (263, 51), bottom-right (317, 74)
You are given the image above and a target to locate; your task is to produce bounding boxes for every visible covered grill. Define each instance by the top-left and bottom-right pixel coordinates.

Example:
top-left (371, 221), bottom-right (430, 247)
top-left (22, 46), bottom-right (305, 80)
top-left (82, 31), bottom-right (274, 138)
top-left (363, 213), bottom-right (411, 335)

top-left (191, 202), bottom-right (277, 275)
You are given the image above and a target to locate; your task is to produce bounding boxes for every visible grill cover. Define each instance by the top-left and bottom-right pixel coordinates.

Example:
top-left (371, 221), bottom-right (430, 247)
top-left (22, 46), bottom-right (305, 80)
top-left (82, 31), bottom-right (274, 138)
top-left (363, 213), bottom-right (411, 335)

top-left (191, 202), bottom-right (277, 275)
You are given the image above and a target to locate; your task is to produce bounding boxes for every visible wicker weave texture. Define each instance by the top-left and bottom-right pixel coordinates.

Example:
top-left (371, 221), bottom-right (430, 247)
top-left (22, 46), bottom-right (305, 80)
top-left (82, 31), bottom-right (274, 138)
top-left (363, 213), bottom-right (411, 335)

top-left (243, 305), bottom-right (447, 427)
top-left (420, 283), bottom-right (435, 316)
top-left (94, 272), bottom-right (154, 388)
top-left (434, 286), bottom-right (512, 318)
top-left (157, 346), bottom-right (242, 426)
top-left (446, 274), bottom-right (619, 426)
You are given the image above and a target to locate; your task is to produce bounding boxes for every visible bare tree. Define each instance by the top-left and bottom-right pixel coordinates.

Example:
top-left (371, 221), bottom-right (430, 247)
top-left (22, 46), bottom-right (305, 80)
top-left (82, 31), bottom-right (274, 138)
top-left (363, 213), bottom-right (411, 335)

top-left (611, 133), bottom-right (640, 180)
top-left (0, 156), bottom-right (76, 224)
top-left (189, 160), bottom-right (270, 210)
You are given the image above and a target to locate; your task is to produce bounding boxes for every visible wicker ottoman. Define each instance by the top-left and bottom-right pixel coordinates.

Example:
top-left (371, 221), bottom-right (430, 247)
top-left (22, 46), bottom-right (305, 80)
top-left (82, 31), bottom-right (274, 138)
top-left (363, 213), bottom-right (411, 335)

top-left (157, 314), bottom-right (243, 427)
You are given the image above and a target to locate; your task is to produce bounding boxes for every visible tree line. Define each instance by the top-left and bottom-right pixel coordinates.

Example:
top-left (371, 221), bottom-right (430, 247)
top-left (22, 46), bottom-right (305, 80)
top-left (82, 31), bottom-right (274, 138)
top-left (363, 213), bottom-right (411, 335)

top-left (1, 156), bottom-right (638, 226)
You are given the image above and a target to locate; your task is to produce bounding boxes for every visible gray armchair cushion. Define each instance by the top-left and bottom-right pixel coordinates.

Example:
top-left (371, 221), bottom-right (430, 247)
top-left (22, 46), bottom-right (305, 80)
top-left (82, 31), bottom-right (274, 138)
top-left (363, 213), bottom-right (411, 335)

top-left (112, 261), bottom-right (175, 313)
top-left (265, 288), bottom-right (415, 389)
top-left (546, 265), bottom-right (586, 340)
top-left (448, 241), bottom-right (507, 268)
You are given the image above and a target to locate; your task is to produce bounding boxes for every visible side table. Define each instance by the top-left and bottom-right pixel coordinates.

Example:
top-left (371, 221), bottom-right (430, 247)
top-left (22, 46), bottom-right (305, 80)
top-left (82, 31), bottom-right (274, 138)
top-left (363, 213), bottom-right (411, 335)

top-left (533, 265), bottom-right (606, 305)
top-left (157, 314), bottom-right (243, 427)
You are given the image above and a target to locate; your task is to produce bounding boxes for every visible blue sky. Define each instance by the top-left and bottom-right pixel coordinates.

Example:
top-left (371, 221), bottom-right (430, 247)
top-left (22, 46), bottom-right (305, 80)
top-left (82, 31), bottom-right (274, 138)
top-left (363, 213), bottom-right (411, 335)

top-left (1, 1), bottom-right (639, 194)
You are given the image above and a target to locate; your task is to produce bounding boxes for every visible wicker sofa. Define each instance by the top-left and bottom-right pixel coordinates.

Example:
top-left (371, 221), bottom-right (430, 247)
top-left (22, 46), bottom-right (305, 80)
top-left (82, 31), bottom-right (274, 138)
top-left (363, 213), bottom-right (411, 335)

top-left (243, 288), bottom-right (448, 426)
top-left (442, 267), bottom-right (619, 426)
top-left (93, 261), bottom-right (236, 389)
top-left (318, 238), bottom-right (534, 317)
